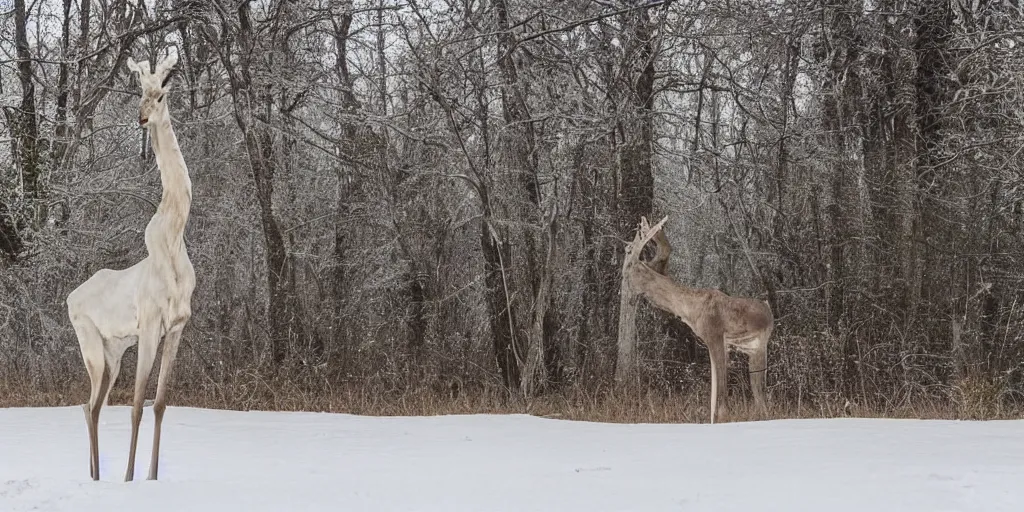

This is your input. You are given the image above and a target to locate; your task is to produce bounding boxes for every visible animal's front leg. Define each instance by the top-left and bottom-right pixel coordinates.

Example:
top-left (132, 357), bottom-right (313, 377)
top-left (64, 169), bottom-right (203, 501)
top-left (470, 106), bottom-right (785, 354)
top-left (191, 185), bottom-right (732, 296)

top-left (125, 325), bottom-right (160, 482)
top-left (707, 337), bottom-right (728, 424)
top-left (149, 324), bottom-right (185, 480)
top-left (749, 344), bottom-right (768, 417)
top-left (74, 317), bottom-right (110, 481)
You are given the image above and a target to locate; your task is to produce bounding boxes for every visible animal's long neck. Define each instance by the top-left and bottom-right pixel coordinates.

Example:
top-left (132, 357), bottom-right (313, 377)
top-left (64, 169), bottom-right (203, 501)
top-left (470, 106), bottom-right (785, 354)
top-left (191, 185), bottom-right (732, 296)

top-left (147, 117), bottom-right (192, 253)
top-left (631, 263), bottom-right (706, 326)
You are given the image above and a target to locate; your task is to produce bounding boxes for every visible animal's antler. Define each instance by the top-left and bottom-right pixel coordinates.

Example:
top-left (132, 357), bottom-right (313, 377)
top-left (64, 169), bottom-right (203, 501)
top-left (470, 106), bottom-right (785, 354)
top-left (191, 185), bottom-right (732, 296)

top-left (626, 215), bottom-right (668, 261)
top-left (647, 221), bottom-right (672, 274)
top-left (126, 58), bottom-right (149, 76)
top-left (126, 54), bottom-right (177, 79)
top-left (641, 215), bottom-right (667, 245)
top-left (154, 54), bottom-right (178, 81)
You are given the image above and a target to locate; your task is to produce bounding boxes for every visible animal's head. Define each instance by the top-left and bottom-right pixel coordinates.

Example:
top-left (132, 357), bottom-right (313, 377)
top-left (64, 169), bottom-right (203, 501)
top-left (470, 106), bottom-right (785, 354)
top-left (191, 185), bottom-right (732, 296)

top-left (126, 54), bottom-right (178, 127)
top-left (626, 215), bottom-right (669, 263)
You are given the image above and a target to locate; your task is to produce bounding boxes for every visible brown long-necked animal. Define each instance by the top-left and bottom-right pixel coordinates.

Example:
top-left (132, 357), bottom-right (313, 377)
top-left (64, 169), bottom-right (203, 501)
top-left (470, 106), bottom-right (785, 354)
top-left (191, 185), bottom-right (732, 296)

top-left (623, 216), bottom-right (773, 423)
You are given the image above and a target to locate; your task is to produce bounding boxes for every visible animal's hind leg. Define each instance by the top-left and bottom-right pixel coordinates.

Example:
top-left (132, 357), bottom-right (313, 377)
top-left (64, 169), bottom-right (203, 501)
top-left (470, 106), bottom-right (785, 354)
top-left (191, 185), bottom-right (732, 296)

top-left (749, 343), bottom-right (768, 418)
top-left (707, 335), bottom-right (729, 424)
top-left (102, 345), bottom-right (127, 407)
top-left (73, 318), bottom-right (111, 480)
top-left (125, 324), bottom-right (160, 482)
top-left (149, 325), bottom-right (184, 480)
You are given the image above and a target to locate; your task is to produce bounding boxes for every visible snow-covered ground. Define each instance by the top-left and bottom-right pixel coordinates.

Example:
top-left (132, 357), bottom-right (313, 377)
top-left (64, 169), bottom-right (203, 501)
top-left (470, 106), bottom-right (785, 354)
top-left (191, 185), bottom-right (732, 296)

top-left (0, 406), bottom-right (1021, 511)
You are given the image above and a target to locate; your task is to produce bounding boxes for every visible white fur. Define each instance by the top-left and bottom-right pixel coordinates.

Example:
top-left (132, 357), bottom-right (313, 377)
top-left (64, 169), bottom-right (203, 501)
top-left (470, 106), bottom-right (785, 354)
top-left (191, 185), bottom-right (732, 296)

top-left (68, 51), bottom-right (194, 482)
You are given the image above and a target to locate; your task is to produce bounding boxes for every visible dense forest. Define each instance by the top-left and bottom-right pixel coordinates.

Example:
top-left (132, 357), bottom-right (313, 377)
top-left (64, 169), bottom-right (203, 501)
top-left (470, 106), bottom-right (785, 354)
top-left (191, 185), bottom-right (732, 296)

top-left (1, 0), bottom-right (1022, 420)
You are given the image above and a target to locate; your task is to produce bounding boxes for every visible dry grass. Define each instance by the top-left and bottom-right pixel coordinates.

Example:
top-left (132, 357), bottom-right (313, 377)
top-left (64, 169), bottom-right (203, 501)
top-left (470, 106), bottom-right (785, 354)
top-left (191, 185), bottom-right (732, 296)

top-left (2, 375), bottom-right (1021, 424)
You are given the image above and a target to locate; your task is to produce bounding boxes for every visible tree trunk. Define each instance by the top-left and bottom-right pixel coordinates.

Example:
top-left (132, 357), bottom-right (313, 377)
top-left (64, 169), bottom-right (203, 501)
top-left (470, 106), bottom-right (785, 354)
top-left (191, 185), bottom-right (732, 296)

top-left (615, 218), bottom-right (668, 386)
top-left (913, 0), bottom-right (954, 336)
top-left (616, 7), bottom-right (657, 239)
top-left (521, 217), bottom-right (557, 396)
top-left (244, 128), bottom-right (294, 364)
top-left (72, 0), bottom-right (91, 111)
top-left (615, 279), bottom-right (642, 386)
top-left (209, 0), bottom-right (306, 365)
top-left (818, 0), bottom-right (865, 392)
top-left (13, 0), bottom-right (43, 227)
top-left (0, 202), bottom-right (23, 263)
top-left (481, 220), bottom-right (522, 390)
top-left (331, 1), bottom-right (359, 352)
top-left (54, 0), bottom-right (73, 166)
top-left (866, 2), bottom-right (919, 323)
top-left (493, 0), bottom-right (551, 393)
top-left (614, 7), bottom-right (660, 382)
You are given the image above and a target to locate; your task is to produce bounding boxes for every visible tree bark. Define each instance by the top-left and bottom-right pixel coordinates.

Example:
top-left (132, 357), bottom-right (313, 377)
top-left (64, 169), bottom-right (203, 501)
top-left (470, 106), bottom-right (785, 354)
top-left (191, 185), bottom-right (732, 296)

top-left (0, 202), bottom-right (22, 263)
top-left (244, 127), bottom-right (294, 364)
top-left (615, 286), bottom-right (642, 386)
top-left (72, 0), bottom-right (91, 111)
top-left (54, 0), bottom-right (73, 167)
top-left (492, 0), bottom-right (551, 393)
top-left (521, 217), bottom-right (557, 396)
top-left (481, 220), bottom-right (522, 390)
top-left (616, 7), bottom-right (657, 239)
top-left (913, 0), bottom-right (954, 321)
top-left (209, 0), bottom-right (305, 364)
top-left (13, 0), bottom-right (43, 227)
top-left (331, 1), bottom-right (359, 352)
top-left (615, 218), bottom-right (668, 385)
top-left (817, 0), bottom-right (865, 391)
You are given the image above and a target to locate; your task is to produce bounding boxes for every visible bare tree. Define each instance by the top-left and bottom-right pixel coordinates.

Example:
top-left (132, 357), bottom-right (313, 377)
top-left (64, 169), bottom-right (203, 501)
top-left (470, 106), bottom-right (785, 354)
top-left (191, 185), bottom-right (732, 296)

top-left (1, 0), bottom-right (1022, 416)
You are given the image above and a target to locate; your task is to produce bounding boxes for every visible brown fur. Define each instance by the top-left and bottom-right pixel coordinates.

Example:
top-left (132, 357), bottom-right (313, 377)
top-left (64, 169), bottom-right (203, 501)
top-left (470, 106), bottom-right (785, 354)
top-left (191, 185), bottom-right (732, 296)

top-left (624, 217), bottom-right (774, 423)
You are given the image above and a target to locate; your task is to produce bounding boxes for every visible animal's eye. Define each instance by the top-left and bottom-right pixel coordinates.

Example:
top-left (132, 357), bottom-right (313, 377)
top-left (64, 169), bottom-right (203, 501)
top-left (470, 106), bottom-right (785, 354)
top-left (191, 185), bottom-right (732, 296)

top-left (158, 94), bottom-right (164, 102)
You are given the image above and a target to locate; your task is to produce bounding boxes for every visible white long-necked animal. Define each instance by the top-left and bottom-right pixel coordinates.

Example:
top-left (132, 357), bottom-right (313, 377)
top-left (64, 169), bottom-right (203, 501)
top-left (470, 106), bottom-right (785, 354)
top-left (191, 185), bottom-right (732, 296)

top-left (66, 53), bottom-right (195, 482)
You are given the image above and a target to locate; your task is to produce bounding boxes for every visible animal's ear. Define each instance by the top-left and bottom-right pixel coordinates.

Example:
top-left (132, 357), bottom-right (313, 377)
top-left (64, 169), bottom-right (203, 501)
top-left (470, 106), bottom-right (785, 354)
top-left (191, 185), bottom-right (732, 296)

top-left (161, 68), bottom-right (178, 88)
top-left (126, 58), bottom-right (142, 75)
top-left (127, 58), bottom-right (151, 78)
top-left (159, 53), bottom-right (180, 72)
top-left (156, 54), bottom-right (179, 88)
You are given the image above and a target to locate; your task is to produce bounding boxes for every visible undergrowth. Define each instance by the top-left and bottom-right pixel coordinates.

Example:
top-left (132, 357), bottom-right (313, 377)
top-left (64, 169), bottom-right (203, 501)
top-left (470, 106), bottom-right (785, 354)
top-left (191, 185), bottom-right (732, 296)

top-left (2, 372), bottom-right (1020, 423)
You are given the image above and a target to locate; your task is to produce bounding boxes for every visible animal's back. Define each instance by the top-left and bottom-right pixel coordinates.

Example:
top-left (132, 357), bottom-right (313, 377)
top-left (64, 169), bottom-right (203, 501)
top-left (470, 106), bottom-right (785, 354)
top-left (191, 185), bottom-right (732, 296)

top-left (713, 292), bottom-right (773, 348)
top-left (67, 262), bottom-right (146, 340)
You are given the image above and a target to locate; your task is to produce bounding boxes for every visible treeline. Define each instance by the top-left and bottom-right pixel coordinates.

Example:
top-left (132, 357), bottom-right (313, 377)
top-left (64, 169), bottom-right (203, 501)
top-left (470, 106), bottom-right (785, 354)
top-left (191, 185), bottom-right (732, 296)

top-left (1, 0), bottom-right (1022, 417)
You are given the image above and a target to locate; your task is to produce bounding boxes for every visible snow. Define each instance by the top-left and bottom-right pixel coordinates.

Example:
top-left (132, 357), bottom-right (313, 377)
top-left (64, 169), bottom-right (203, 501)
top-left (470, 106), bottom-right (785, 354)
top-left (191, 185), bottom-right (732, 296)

top-left (1, 406), bottom-right (1022, 511)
